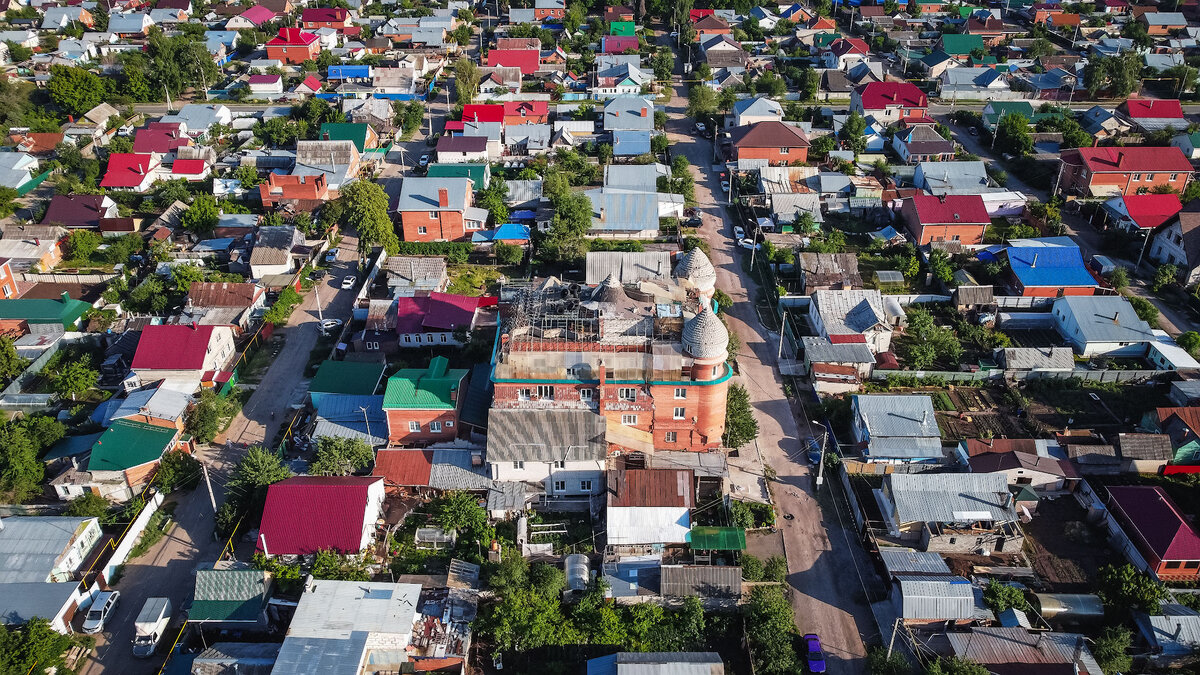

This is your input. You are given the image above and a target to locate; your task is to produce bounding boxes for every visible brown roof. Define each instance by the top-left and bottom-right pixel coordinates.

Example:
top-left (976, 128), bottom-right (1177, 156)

top-left (969, 451), bottom-right (1067, 477)
top-left (731, 121), bottom-right (811, 149)
top-left (694, 15), bottom-right (730, 29)
top-left (1116, 433), bottom-right (1173, 461)
top-left (187, 282), bottom-right (262, 309)
top-left (10, 133), bottom-right (64, 156)
top-left (961, 438), bottom-right (1040, 457)
top-left (607, 469), bottom-right (694, 508)
top-left (20, 282), bottom-right (105, 303)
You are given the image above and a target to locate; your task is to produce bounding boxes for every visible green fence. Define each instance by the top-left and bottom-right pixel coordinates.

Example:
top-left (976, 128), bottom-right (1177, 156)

top-left (17, 169), bottom-right (52, 196)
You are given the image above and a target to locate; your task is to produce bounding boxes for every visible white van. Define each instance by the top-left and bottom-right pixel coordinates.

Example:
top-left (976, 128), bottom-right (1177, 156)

top-left (132, 597), bottom-right (172, 658)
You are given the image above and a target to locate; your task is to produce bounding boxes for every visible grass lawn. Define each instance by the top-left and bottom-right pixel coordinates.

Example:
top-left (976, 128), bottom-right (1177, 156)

top-left (446, 265), bottom-right (506, 296)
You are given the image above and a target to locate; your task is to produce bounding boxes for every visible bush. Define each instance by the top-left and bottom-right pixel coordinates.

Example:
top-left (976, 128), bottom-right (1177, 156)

top-left (493, 241), bottom-right (524, 265)
top-left (982, 580), bottom-right (1027, 613)
top-left (764, 556), bottom-right (788, 583)
top-left (723, 384), bottom-right (759, 448)
top-left (1128, 295), bottom-right (1160, 324)
top-left (263, 286), bottom-right (302, 326)
top-left (866, 646), bottom-right (911, 675)
top-left (393, 241), bottom-right (473, 264)
top-left (155, 449), bottom-right (201, 493)
top-left (1092, 626), bottom-right (1132, 674)
top-left (63, 493), bottom-right (111, 518)
top-left (742, 553), bottom-right (764, 581)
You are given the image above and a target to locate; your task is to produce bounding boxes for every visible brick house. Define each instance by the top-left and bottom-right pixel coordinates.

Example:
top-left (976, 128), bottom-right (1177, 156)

top-left (259, 173), bottom-right (331, 208)
top-left (382, 356), bottom-right (468, 446)
top-left (503, 101), bottom-right (549, 125)
top-left (301, 7), bottom-right (352, 30)
top-left (1056, 146), bottom-right (1193, 197)
top-left (534, 0), bottom-right (566, 19)
top-left (693, 15), bottom-right (731, 40)
top-left (265, 28), bottom-right (321, 65)
top-left (730, 121), bottom-right (811, 165)
top-left (1107, 486), bottom-right (1200, 580)
top-left (901, 194), bottom-right (990, 245)
top-left (392, 177), bottom-right (486, 242)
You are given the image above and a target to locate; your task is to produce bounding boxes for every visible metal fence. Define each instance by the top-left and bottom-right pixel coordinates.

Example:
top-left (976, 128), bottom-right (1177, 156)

top-left (19, 272), bottom-right (118, 283)
top-left (870, 368), bottom-right (1167, 383)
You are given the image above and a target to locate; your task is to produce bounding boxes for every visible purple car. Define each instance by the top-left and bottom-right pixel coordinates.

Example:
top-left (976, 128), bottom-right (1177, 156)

top-left (804, 633), bottom-right (827, 673)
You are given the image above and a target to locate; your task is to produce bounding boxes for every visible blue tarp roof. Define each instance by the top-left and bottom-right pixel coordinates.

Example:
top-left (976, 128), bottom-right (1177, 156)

top-left (327, 65), bottom-right (372, 79)
top-left (510, 209), bottom-right (537, 220)
top-left (1007, 245), bottom-right (1098, 288)
top-left (494, 223), bottom-right (531, 240)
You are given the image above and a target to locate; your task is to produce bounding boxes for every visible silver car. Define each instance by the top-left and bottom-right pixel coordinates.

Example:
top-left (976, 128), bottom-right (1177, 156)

top-left (82, 590), bottom-right (120, 634)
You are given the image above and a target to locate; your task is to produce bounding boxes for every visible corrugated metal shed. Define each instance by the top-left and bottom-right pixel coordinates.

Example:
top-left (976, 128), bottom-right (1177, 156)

top-left (879, 548), bottom-right (952, 577)
top-left (192, 643), bottom-right (280, 675)
top-left (660, 565), bottom-right (742, 598)
top-left (895, 575), bottom-right (974, 620)
top-left (947, 627), bottom-right (1101, 674)
top-left (802, 337), bottom-right (876, 365)
top-left (587, 651), bottom-right (724, 675)
top-left (608, 469), bottom-right (694, 508)
top-left (191, 569), bottom-right (270, 623)
top-left (648, 451), bottom-right (728, 477)
top-left (585, 251), bottom-right (673, 285)
top-left (854, 394), bottom-right (940, 439)
top-left (887, 473), bottom-right (1013, 524)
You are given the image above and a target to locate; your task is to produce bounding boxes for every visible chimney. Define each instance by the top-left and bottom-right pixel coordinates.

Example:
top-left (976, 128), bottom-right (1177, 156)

top-left (641, 107), bottom-right (648, 117)
top-left (191, 321), bottom-right (197, 330)
top-left (599, 207), bottom-right (606, 221)
top-left (1113, 312), bottom-right (1120, 324)
top-left (438, 188), bottom-right (448, 207)
top-left (1031, 253), bottom-right (1038, 268)
top-left (60, 291), bottom-right (70, 303)
top-left (1176, 623), bottom-right (1184, 641)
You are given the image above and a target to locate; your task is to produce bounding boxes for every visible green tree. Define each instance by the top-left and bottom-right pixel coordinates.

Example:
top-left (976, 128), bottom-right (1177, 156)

top-left (0, 619), bottom-right (76, 674)
top-left (1177, 330), bottom-right (1200, 357)
top-left (1108, 266), bottom-right (1129, 290)
top-left (867, 646), bottom-right (911, 675)
top-left (1129, 296), bottom-right (1160, 324)
top-left (1026, 37), bottom-right (1054, 59)
top-left (310, 436), bottom-right (374, 476)
top-left (686, 84), bottom-right (718, 118)
top-left (839, 111), bottom-right (868, 155)
top-left (0, 338), bottom-right (25, 382)
top-left (340, 181), bottom-right (399, 257)
top-left (764, 555), bottom-right (788, 583)
top-left (170, 263), bottom-right (204, 293)
top-left (742, 553), bottom-right (765, 580)
top-left (746, 586), bottom-right (798, 675)
top-left (66, 229), bottom-right (102, 261)
top-left (494, 241), bottom-right (524, 265)
top-left (4, 40), bottom-right (31, 63)
top-left (436, 491), bottom-right (487, 533)
top-left (234, 165), bottom-right (262, 189)
top-left (54, 359), bottom-right (96, 400)
top-left (982, 580), bottom-right (1027, 613)
top-left (154, 179), bottom-right (192, 209)
top-left (0, 423), bottom-right (40, 502)
top-left (652, 47), bottom-right (674, 80)
top-left (1092, 626), bottom-right (1133, 674)
top-left (185, 389), bottom-right (240, 443)
top-left (1153, 263), bottom-right (1179, 292)
top-left (453, 57), bottom-right (480, 105)
top-left (1084, 52), bottom-right (1143, 98)
top-left (928, 249), bottom-right (955, 283)
top-left (215, 446), bottom-right (292, 537)
top-left (64, 492), bottom-right (111, 518)
top-left (179, 193), bottom-right (219, 234)
top-left (995, 113), bottom-right (1033, 157)
top-left (477, 177), bottom-right (510, 225)
top-left (723, 383), bottom-right (759, 448)
top-left (1097, 563), bottom-right (1167, 613)
top-left (47, 65), bottom-right (110, 117)
top-left (155, 449), bottom-right (202, 493)
top-left (926, 658), bottom-right (988, 675)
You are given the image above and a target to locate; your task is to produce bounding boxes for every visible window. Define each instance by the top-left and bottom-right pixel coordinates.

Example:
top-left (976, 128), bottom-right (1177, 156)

top-left (580, 388), bottom-right (593, 401)
top-left (518, 388), bottom-right (531, 401)
top-left (367, 342), bottom-right (379, 350)
top-left (536, 385), bottom-right (555, 400)
top-left (1172, 173), bottom-right (1180, 181)
top-left (465, 220), bottom-right (483, 230)
top-left (408, 421), bottom-right (420, 432)
top-left (1133, 173), bottom-right (1142, 181)
top-left (417, 226), bottom-right (427, 235)
top-left (665, 431), bottom-right (677, 443)
top-left (674, 388), bottom-right (687, 399)
top-left (1186, 561), bottom-right (1200, 569)
top-left (1166, 561), bottom-right (1183, 569)
top-left (1146, 174), bottom-right (1156, 182)
top-left (403, 335), bottom-right (412, 343)
top-left (618, 387), bottom-right (636, 401)
top-left (674, 407), bottom-right (686, 419)
top-left (553, 480), bottom-right (566, 491)
top-left (553, 460), bottom-right (565, 469)
top-left (513, 460), bottom-right (525, 469)
top-left (440, 334), bottom-right (447, 342)
top-left (428, 211), bottom-right (438, 218)
top-left (446, 421), bottom-right (454, 428)
top-left (430, 421), bottom-right (442, 432)
top-left (780, 147), bottom-right (789, 155)
top-left (621, 414), bottom-right (638, 425)
top-left (580, 480), bottom-right (593, 491)
top-left (1, 285), bottom-right (9, 298)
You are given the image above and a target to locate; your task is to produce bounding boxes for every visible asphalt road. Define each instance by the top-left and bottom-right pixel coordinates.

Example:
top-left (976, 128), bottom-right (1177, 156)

top-left (77, 242), bottom-right (363, 675)
top-left (660, 30), bottom-right (875, 671)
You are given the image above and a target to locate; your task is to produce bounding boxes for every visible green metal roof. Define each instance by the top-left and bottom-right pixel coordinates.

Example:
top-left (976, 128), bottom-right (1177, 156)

top-left (309, 360), bottom-right (386, 396)
top-left (426, 163), bottom-right (491, 190)
top-left (87, 419), bottom-right (178, 472)
top-left (190, 569), bottom-right (270, 623)
top-left (0, 296), bottom-right (91, 328)
top-left (43, 432), bottom-right (103, 462)
top-left (610, 21), bottom-right (636, 35)
top-left (812, 32), bottom-right (840, 48)
top-left (688, 526), bottom-right (746, 551)
top-left (382, 356), bottom-right (468, 410)
top-left (939, 33), bottom-right (984, 56)
top-left (318, 122), bottom-right (371, 152)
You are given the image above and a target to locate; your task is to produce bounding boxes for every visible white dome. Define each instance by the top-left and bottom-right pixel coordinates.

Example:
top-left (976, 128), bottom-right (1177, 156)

top-left (682, 305), bottom-right (729, 360)
top-left (674, 248), bottom-right (717, 290)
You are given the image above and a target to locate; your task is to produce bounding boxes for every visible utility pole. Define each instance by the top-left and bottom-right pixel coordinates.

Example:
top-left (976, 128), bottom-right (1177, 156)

top-left (815, 430), bottom-right (827, 487)
top-left (886, 617), bottom-right (902, 658)
top-left (201, 463), bottom-right (218, 512)
top-left (314, 283), bottom-right (323, 323)
top-left (777, 312), bottom-right (788, 359)
top-left (360, 406), bottom-right (372, 442)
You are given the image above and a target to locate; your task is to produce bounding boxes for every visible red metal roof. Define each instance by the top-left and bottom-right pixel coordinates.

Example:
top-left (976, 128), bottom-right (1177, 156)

top-left (236, 4), bottom-right (274, 24)
top-left (502, 101), bottom-right (548, 118)
top-left (1067, 146), bottom-right (1193, 173)
top-left (248, 74), bottom-right (281, 84)
top-left (267, 27), bottom-right (318, 46)
top-left (100, 153), bottom-right (157, 188)
top-left (132, 122), bottom-right (188, 154)
top-left (131, 324), bottom-right (218, 370)
top-left (1123, 98), bottom-right (1184, 119)
top-left (1121, 193), bottom-right (1182, 229)
top-left (829, 334), bottom-right (867, 344)
top-left (301, 6), bottom-right (347, 21)
top-left (1107, 485), bottom-right (1200, 561)
top-left (485, 49), bottom-right (540, 75)
top-left (855, 82), bottom-right (928, 110)
top-left (602, 35), bottom-right (639, 53)
top-left (688, 8), bottom-right (714, 21)
top-left (907, 194), bottom-right (990, 225)
top-left (373, 449), bottom-right (434, 486)
top-left (395, 295), bottom-right (430, 333)
top-left (256, 476), bottom-right (383, 555)
top-left (829, 37), bottom-right (869, 57)
top-left (297, 75), bottom-right (322, 92)
top-left (172, 159), bottom-right (207, 175)
top-left (608, 469), bottom-right (695, 508)
top-left (460, 104), bottom-right (504, 124)
top-left (424, 292), bottom-right (485, 331)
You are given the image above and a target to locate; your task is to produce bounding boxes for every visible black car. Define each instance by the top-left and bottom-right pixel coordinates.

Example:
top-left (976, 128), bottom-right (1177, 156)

top-left (683, 216), bottom-right (703, 227)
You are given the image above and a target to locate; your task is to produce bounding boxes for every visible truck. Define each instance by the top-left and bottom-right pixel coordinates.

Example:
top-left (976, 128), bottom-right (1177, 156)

top-left (132, 597), bottom-right (172, 658)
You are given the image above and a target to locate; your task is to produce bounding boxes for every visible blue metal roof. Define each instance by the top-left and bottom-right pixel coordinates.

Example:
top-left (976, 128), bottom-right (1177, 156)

top-left (1007, 246), bottom-right (1098, 288)
top-left (510, 209), bottom-right (537, 220)
top-left (327, 65), bottom-right (372, 79)
top-left (494, 223), bottom-right (531, 241)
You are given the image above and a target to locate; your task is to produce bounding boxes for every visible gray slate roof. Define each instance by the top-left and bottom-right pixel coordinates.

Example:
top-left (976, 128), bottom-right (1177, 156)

top-left (1054, 296), bottom-right (1155, 345)
top-left (999, 347), bottom-right (1075, 370)
top-left (659, 565), bottom-right (741, 598)
top-left (395, 177), bottom-right (471, 212)
top-left (586, 251), bottom-right (673, 285)
top-left (587, 652), bottom-right (725, 675)
top-left (802, 337), bottom-right (876, 365)
top-left (812, 289), bottom-right (888, 335)
top-left (429, 449), bottom-right (491, 490)
top-left (0, 581), bottom-right (79, 625)
top-left (879, 548), bottom-right (953, 577)
top-left (0, 517), bottom-right (95, 583)
top-left (887, 472), bottom-right (1015, 523)
top-left (486, 409), bottom-right (607, 462)
top-left (603, 96), bottom-right (655, 131)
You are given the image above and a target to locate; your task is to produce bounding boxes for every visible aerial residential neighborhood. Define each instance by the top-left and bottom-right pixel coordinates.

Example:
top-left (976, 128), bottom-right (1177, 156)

top-left (5, 0), bottom-right (1200, 673)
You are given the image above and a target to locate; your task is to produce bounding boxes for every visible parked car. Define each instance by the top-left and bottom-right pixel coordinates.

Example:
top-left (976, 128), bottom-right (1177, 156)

top-left (418, 153), bottom-right (431, 166)
top-left (320, 319), bottom-right (344, 334)
top-left (805, 438), bottom-right (822, 466)
top-left (738, 238), bottom-right (762, 250)
top-left (683, 216), bottom-right (703, 227)
top-left (804, 634), bottom-right (827, 673)
top-left (341, 276), bottom-right (357, 290)
top-left (733, 225), bottom-right (746, 240)
top-left (324, 248), bottom-right (339, 263)
top-left (83, 590), bottom-right (121, 634)
top-left (721, 180), bottom-right (731, 193)
top-left (694, 122), bottom-right (707, 136)
top-left (310, 269), bottom-right (327, 280)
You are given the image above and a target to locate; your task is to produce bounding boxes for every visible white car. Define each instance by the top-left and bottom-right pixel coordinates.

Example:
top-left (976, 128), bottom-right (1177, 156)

top-left (739, 238), bottom-right (762, 250)
top-left (82, 590), bottom-right (120, 634)
top-left (320, 319), bottom-right (344, 334)
top-left (694, 122), bottom-right (707, 136)
top-left (341, 276), bottom-right (357, 290)
top-left (733, 225), bottom-right (746, 240)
